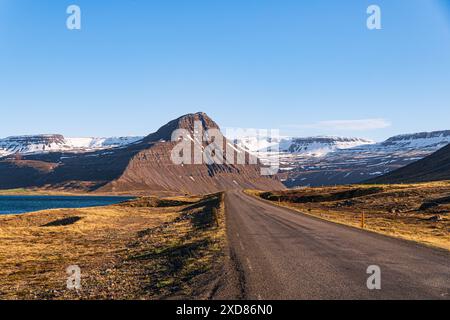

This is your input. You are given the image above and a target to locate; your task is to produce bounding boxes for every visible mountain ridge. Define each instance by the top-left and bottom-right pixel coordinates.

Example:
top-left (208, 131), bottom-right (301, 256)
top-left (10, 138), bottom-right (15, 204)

top-left (0, 134), bottom-right (143, 157)
top-left (2, 121), bottom-right (450, 189)
top-left (0, 112), bottom-right (283, 194)
top-left (367, 143), bottom-right (450, 184)
top-left (243, 129), bottom-right (450, 187)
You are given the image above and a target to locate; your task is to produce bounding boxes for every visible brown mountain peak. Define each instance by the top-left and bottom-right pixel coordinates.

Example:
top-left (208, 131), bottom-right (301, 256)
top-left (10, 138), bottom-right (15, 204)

top-left (144, 112), bottom-right (221, 142)
top-left (175, 112), bottom-right (220, 131)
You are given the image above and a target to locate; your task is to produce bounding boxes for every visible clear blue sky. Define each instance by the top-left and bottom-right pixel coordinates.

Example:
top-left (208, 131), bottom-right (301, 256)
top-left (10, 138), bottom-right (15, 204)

top-left (1, 0), bottom-right (449, 141)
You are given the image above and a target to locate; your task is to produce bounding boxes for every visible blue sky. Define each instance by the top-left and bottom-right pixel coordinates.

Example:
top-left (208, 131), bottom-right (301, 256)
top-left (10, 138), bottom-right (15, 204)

top-left (1, 0), bottom-right (449, 141)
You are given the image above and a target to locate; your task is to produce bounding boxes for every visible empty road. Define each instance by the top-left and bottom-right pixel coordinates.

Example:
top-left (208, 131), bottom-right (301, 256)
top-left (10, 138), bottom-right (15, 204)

top-left (218, 190), bottom-right (450, 300)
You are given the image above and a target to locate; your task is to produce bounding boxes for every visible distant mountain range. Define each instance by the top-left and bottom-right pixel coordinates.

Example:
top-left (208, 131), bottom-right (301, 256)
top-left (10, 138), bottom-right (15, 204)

top-left (0, 113), bottom-right (283, 194)
top-left (235, 130), bottom-right (450, 187)
top-left (0, 135), bottom-right (143, 157)
top-left (1, 121), bottom-right (449, 189)
top-left (236, 136), bottom-right (375, 157)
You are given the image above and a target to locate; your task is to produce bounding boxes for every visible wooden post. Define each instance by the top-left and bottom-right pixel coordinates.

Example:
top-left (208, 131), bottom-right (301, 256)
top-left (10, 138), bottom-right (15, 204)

top-left (361, 211), bottom-right (366, 229)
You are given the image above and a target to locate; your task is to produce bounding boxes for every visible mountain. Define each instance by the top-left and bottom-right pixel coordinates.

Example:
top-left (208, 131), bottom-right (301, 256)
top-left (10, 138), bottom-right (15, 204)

top-left (282, 137), bottom-right (375, 156)
top-left (0, 134), bottom-right (143, 157)
top-left (236, 136), bottom-right (374, 156)
top-left (380, 130), bottom-right (450, 150)
top-left (367, 143), bottom-right (450, 184)
top-left (3, 118), bottom-right (448, 190)
top-left (239, 130), bottom-right (450, 187)
top-left (0, 113), bottom-right (283, 194)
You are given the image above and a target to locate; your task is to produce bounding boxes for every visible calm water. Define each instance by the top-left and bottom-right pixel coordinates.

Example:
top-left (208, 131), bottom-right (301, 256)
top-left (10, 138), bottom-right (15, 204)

top-left (0, 195), bottom-right (133, 215)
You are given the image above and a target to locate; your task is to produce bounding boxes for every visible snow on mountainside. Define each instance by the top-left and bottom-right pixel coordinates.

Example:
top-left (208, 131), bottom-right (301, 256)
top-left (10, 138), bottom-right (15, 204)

top-left (235, 137), bottom-right (375, 157)
top-left (2, 128), bottom-right (449, 188)
top-left (233, 136), bottom-right (282, 153)
top-left (380, 130), bottom-right (450, 150)
top-left (0, 113), bottom-right (284, 193)
top-left (233, 130), bottom-right (450, 187)
top-left (64, 137), bottom-right (144, 149)
top-left (279, 130), bottom-right (450, 187)
top-left (235, 136), bottom-right (374, 156)
top-left (0, 135), bottom-right (66, 155)
top-left (281, 137), bottom-right (374, 156)
top-left (0, 134), bottom-right (143, 157)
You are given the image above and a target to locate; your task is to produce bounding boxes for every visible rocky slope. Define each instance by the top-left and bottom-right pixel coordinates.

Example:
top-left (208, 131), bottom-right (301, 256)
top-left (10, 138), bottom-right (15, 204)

top-left (368, 143), bottom-right (450, 184)
top-left (3, 120), bottom-right (448, 189)
top-left (236, 130), bottom-right (450, 187)
top-left (0, 113), bottom-right (283, 194)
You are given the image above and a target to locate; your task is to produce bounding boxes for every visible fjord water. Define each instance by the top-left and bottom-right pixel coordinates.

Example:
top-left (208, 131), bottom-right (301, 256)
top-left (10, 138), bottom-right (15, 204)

top-left (0, 196), bottom-right (133, 215)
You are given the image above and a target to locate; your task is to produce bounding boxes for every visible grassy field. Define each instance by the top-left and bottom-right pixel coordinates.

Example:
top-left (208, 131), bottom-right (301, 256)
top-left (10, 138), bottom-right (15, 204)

top-left (0, 188), bottom-right (129, 196)
top-left (0, 188), bottom-right (61, 195)
top-left (0, 193), bottom-right (225, 300)
top-left (247, 181), bottom-right (450, 251)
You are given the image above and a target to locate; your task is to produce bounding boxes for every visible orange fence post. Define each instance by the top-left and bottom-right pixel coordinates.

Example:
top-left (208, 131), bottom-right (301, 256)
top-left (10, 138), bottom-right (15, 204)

top-left (361, 211), bottom-right (366, 229)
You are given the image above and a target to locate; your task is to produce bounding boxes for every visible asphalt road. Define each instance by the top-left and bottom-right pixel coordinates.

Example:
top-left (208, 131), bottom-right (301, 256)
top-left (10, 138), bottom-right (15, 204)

top-left (220, 190), bottom-right (450, 300)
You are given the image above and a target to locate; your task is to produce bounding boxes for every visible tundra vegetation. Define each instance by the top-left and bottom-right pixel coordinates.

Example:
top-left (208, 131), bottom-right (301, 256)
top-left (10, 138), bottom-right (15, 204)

top-left (0, 193), bottom-right (225, 299)
top-left (248, 181), bottom-right (450, 251)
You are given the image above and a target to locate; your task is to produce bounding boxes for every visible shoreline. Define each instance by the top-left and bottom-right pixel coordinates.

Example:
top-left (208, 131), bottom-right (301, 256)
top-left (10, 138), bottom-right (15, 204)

top-left (0, 189), bottom-right (138, 197)
top-left (0, 194), bottom-right (136, 216)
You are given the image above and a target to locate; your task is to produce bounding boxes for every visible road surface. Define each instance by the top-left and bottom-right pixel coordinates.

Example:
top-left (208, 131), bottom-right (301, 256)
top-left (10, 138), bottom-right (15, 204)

top-left (218, 190), bottom-right (450, 300)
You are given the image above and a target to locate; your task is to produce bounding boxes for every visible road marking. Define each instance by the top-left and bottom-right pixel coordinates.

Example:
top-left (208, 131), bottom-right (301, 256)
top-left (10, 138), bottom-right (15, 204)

top-left (236, 232), bottom-right (240, 238)
top-left (239, 240), bottom-right (245, 250)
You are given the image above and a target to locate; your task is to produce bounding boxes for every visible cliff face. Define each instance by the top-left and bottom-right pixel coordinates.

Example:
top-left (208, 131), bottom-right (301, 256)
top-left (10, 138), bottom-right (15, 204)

top-left (0, 113), bottom-right (284, 194)
top-left (101, 112), bottom-right (283, 193)
top-left (101, 141), bottom-right (282, 194)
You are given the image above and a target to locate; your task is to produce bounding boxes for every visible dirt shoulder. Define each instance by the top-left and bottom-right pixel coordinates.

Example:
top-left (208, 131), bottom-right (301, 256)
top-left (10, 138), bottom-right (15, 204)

top-left (0, 193), bottom-right (226, 300)
top-left (246, 181), bottom-right (450, 251)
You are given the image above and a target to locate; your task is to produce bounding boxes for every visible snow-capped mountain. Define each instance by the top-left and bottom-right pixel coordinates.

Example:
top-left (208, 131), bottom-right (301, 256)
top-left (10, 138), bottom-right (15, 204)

top-left (64, 136), bottom-right (144, 150)
top-left (379, 130), bottom-right (450, 150)
top-left (0, 113), bottom-right (283, 193)
top-left (281, 137), bottom-right (374, 156)
top-left (233, 135), bottom-right (376, 171)
top-left (232, 130), bottom-right (450, 187)
top-left (235, 136), bottom-right (374, 156)
top-left (2, 128), bottom-right (449, 188)
top-left (0, 135), bottom-right (66, 157)
top-left (279, 130), bottom-right (450, 187)
top-left (0, 134), bottom-right (143, 157)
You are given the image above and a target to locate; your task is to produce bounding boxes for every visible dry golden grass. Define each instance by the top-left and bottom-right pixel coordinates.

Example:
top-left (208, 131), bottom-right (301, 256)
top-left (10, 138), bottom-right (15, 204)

top-left (0, 188), bottom-right (82, 196)
top-left (247, 181), bottom-right (450, 251)
top-left (0, 188), bottom-right (184, 197)
top-left (0, 193), bottom-right (225, 300)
